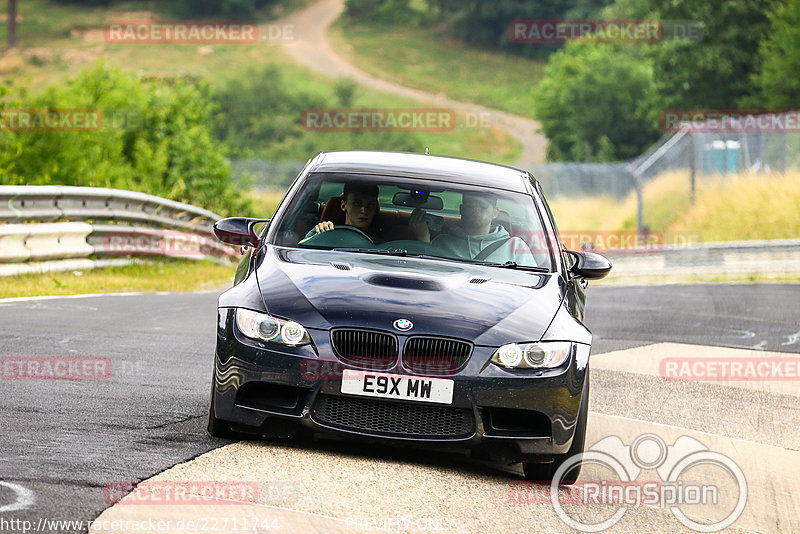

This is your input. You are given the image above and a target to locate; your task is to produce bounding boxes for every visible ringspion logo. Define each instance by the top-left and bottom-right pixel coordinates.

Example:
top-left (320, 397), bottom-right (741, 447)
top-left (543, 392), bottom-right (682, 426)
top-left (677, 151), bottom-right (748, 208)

top-left (511, 433), bottom-right (747, 532)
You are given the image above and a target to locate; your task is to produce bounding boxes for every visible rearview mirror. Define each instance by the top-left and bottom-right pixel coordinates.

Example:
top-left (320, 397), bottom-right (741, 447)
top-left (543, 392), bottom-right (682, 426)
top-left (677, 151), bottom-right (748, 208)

top-left (392, 191), bottom-right (444, 210)
top-left (213, 217), bottom-right (270, 248)
top-left (565, 250), bottom-right (612, 280)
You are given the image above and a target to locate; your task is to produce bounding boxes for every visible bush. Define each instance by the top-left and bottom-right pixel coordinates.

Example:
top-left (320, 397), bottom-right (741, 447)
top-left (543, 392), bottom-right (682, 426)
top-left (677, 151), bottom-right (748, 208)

top-left (344, 0), bottom-right (413, 25)
top-left (212, 65), bottom-right (423, 161)
top-left (533, 44), bottom-right (660, 162)
top-left (750, 0), bottom-right (800, 108)
top-left (1, 63), bottom-right (250, 217)
top-left (169, 0), bottom-right (280, 19)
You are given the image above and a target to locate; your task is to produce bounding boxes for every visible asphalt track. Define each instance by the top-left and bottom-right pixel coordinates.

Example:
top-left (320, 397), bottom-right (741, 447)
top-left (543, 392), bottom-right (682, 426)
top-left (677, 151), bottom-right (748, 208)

top-left (1, 284), bottom-right (798, 532)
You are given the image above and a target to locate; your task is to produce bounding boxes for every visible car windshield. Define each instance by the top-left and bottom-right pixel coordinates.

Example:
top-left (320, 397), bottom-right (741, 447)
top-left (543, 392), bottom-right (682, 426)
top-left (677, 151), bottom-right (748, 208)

top-left (271, 172), bottom-right (555, 270)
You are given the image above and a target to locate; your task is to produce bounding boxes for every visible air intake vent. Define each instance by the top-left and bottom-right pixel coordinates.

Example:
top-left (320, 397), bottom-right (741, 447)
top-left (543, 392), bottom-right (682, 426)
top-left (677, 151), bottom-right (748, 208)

top-left (469, 277), bottom-right (490, 284)
top-left (331, 329), bottom-right (398, 369)
top-left (312, 394), bottom-right (475, 439)
top-left (331, 262), bottom-right (351, 270)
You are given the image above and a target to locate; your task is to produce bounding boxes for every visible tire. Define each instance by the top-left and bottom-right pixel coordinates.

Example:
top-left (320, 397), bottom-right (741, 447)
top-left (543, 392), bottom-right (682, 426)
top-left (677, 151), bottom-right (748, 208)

top-left (207, 386), bottom-right (242, 439)
top-left (523, 367), bottom-right (589, 485)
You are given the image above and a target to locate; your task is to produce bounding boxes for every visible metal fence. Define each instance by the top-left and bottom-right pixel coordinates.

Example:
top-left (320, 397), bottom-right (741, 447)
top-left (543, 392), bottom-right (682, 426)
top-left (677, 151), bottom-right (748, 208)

top-left (533, 128), bottom-right (799, 201)
top-left (529, 113), bottom-right (800, 232)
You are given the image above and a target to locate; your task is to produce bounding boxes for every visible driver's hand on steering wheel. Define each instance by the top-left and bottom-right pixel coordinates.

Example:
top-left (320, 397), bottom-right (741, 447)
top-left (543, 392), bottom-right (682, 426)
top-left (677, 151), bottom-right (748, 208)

top-left (409, 208), bottom-right (430, 243)
top-left (313, 221), bottom-right (335, 234)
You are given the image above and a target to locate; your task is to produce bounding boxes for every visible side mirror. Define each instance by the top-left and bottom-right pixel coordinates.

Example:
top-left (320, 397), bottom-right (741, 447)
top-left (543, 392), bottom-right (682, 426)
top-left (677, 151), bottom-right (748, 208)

top-left (565, 250), bottom-right (612, 280)
top-left (213, 217), bottom-right (270, 248)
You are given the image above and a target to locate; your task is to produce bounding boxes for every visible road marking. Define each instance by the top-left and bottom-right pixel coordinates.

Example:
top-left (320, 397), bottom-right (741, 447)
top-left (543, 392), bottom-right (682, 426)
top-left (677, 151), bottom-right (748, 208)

top-left (0, 481), bottom-right (35, 512)
top-left (782, 330), bottom-right (800, 346)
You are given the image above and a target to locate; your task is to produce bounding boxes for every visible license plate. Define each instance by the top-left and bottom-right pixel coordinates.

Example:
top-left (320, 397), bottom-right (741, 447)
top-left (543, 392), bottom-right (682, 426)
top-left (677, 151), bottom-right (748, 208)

top-left (340, 369), bottom-right (454, 405)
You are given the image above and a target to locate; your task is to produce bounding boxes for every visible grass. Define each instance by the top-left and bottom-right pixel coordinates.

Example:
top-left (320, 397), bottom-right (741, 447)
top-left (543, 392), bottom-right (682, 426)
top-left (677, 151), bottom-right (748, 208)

top-left (669, 172), bottom-right (800, 241)
top-left (329, 21), bottom-right (545, 119)
top-left (248, 189), bottom-right (287, 217)
top-left (548, 170), bottom-right (800, 243)
top-left (1, 2), bottom-right (519, 165)
top-left (0, 258), bottom-right (236, 298)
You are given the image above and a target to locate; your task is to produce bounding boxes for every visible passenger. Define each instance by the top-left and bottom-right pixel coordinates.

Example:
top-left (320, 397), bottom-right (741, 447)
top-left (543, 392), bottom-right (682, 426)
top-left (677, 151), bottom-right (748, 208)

top-left (301, 182), bottom-right (384, 243)
top-left (409, 193), bottom-right (534, 265)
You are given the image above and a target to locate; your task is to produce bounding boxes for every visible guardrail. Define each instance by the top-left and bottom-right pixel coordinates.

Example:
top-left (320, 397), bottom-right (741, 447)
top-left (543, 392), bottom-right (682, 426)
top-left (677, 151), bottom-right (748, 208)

top-left (602, 239), bottom-right (800, 282)
top-left (0, 186), bottom-right (220, 233)
top-left (0, 186), bottom-right (235, 277)
top-left (2, 186), bottom-right (798, 281)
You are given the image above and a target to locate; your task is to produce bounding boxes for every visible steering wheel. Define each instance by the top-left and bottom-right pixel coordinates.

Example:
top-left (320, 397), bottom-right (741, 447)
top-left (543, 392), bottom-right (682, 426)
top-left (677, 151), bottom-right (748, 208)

top-left (299, 225), bottom-right (375, 248)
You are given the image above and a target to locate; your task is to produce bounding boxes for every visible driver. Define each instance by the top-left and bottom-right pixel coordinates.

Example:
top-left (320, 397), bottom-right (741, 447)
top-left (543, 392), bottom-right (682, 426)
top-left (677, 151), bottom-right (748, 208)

top-left (409, 193), bottom-right (534, 265)
top-left (301, 182), bottom-right (384, 243)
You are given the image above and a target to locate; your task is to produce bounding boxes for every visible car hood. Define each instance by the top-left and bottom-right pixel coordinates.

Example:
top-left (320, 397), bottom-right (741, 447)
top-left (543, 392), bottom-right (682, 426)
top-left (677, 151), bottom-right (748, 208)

top-left (255, 247), bottom-right (565, 345)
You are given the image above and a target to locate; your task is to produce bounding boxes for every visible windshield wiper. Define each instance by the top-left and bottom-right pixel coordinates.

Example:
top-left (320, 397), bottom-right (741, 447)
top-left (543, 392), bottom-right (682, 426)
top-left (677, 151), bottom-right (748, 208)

top-left (467, 260), bottom-right (551, 272)
top-left (331, 249), bottom-right (550, 272)
top-left (332, 248), bottom-right (409, 256)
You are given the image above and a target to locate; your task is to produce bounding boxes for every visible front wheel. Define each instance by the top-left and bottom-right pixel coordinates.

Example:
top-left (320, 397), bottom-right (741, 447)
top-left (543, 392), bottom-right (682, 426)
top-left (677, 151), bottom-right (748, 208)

top-left (207, 385), bottom-right (242, 439)
top-left (523, 367), bottom-right (589, 484)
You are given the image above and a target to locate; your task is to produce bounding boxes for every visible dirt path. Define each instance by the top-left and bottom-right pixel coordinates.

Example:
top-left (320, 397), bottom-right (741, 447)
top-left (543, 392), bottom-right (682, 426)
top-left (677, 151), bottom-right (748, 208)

top-left (280, 0), bottom-right (548, 166)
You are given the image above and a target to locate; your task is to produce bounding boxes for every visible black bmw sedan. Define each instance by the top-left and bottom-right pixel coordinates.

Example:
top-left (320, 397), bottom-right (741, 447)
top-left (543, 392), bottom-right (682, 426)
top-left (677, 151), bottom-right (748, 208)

top-left (209, 151), bottom-right (611, 482)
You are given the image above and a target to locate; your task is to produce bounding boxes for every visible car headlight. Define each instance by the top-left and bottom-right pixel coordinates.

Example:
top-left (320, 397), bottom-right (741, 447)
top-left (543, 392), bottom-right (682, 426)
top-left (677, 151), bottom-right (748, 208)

top-left (235, 308), bottom-right (311, 346)
top-left (491, 342), bottom-right (573, 369)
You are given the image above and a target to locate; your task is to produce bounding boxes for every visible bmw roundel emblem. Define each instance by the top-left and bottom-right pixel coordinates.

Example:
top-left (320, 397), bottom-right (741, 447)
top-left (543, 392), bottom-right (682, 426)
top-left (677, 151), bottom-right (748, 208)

top-left (393, 319), bottom-right (413, 331)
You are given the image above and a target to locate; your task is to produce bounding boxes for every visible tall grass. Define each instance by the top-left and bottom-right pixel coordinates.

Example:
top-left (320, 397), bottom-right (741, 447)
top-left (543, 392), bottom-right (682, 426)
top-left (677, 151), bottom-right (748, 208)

top-left (549, 170), bottom-right (800, 242)
top-left (671, 172), bottom-right (800, 241)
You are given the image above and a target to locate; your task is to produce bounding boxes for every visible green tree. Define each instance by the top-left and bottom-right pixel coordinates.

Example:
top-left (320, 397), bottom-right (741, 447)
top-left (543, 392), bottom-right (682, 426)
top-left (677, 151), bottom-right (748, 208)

top-left (2, 63), bottom-right (249, 216)
top-left (646, 0), bottom-right (777, 110)
top-left (750, 0), bottom-right (800, 108)
top-left (534, 43), bottom-right (659, 161)
top-left (213, 65), bottom-right (423, 161)
top-left (424, 0), bottom-right (613, 59)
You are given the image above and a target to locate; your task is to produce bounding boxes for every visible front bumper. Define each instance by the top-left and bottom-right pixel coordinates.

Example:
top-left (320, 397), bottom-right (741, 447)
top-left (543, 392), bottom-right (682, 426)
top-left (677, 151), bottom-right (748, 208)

top-left (212, 308), bottom-right (590, 462)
